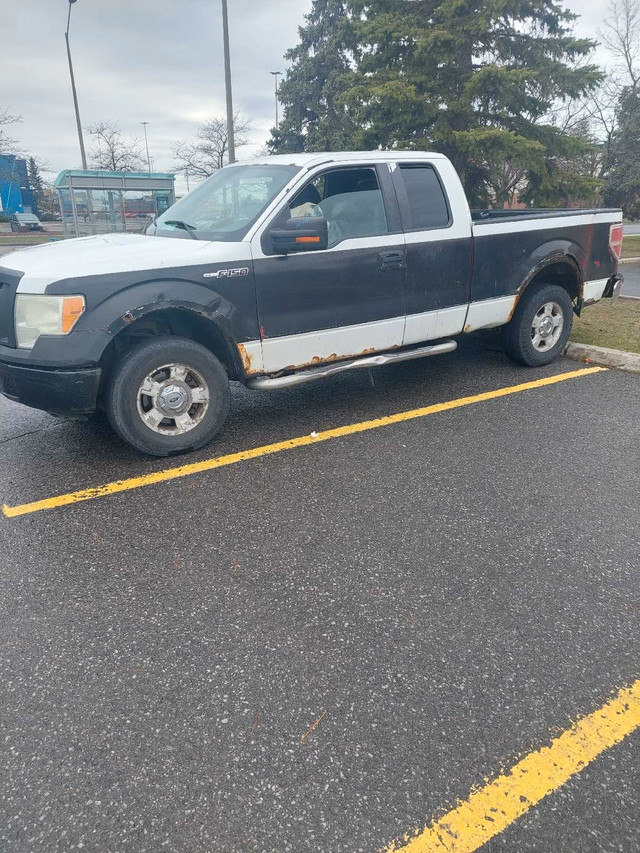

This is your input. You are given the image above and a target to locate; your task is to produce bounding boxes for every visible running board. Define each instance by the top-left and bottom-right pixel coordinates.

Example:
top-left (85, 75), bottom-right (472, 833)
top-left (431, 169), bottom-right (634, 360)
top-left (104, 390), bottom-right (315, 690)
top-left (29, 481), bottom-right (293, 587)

top-left (246, 340), bottom-right (457, 390)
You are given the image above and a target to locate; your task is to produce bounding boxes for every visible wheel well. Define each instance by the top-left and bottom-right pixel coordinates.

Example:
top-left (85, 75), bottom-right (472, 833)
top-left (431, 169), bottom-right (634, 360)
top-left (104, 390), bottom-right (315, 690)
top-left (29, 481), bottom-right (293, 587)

top-left (98, 308), bottom-right (241, 400)
top-left (525, 260), bottom-right (582, 302)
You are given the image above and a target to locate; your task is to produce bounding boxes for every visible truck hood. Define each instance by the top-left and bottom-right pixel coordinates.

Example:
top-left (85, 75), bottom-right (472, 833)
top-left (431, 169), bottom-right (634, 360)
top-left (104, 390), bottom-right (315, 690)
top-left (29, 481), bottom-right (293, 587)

top-left (1, 233), bottom-right (251, 294)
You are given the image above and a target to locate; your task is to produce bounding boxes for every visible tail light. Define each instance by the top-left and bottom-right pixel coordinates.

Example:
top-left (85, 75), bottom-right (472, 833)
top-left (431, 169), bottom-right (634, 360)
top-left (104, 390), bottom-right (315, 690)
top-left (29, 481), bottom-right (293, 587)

top-left (609, 224), bottom-right (624, 260)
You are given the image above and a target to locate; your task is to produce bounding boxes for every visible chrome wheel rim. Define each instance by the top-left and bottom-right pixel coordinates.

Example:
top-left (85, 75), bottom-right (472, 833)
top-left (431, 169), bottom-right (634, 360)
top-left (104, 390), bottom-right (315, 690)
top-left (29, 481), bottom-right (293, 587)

top-left (531, 301), bottom-right (564, 352)
top-left (136, 363), bottom-right (210, 435)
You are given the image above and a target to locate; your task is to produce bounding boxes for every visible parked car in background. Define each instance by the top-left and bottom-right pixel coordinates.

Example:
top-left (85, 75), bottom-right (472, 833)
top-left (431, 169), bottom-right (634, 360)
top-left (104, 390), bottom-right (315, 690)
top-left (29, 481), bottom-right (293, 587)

top-left (10, 213), bottom-right (44, 233)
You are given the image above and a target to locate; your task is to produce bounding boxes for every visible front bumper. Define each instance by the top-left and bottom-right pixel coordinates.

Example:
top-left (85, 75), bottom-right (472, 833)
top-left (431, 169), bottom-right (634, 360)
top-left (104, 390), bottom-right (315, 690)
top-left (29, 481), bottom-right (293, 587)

top-left (0, 359), bottom-right (101, 416)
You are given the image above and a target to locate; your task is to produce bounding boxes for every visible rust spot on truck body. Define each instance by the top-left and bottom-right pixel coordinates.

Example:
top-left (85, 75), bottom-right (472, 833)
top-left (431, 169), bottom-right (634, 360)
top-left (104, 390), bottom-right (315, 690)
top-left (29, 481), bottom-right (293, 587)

top-left (283, 346), bottom-right (379, 373)
top-left (237, 343), bottom-right (259, 375)
top-left (505, 292), bottom-right (521, 323)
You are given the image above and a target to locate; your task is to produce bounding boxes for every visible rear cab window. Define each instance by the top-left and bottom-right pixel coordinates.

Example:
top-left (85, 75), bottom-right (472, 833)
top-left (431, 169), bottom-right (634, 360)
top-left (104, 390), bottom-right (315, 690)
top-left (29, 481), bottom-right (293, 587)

top-left (396, 164), bottom-right (451, 231)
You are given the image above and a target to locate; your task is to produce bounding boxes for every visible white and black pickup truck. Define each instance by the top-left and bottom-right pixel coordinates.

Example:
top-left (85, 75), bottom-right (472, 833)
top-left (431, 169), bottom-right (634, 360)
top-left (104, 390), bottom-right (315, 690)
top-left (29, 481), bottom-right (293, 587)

top-left (0, 151), bottom-right (623, 455)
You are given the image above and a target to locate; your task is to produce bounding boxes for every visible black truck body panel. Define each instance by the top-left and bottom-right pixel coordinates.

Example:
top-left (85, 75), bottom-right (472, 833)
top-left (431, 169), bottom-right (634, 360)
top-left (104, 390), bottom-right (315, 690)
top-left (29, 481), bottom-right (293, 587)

top-left (45, 264), bottom-right (261, 345)
top-left (254, 243), bottom-right (405, 339)
top-left (471, 224), bottom-right (616, 303)
top-left (0, 360), bottom-right (101, 416)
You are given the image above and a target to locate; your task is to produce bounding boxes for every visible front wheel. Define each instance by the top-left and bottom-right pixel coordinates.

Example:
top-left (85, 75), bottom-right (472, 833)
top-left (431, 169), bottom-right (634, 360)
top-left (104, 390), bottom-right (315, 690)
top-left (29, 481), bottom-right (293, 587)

top-left (501, 283), bottom-right (573, 366)
top-left (105, 337), bottom-right (230, 456)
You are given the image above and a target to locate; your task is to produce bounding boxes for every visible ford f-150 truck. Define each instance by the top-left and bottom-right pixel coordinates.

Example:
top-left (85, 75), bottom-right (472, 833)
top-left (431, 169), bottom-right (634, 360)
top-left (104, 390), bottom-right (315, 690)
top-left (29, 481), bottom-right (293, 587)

top-left (0, 151), bottom-right (623, 455)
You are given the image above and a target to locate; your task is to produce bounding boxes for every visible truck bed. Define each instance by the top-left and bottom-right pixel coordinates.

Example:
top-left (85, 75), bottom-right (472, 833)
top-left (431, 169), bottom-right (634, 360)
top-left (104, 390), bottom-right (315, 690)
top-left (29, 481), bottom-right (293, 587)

top-left (468, 206), bottom-right (621, 312)
top-left (471, 207), bottom-right (620, 223)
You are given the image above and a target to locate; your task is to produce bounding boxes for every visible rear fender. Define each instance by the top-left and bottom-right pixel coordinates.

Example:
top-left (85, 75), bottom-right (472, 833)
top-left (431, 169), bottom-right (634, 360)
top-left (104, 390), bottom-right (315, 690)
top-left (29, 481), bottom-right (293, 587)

top-left (509, 244), bottom-right (584, 321)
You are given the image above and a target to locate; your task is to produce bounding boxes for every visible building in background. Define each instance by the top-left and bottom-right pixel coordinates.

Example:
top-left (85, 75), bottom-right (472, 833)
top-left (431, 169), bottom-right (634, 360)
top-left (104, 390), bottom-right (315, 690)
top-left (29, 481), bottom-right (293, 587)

top-left (54, 169), bottom-right (175, 237)
top-left (0, 155), bottom-right (35, 216)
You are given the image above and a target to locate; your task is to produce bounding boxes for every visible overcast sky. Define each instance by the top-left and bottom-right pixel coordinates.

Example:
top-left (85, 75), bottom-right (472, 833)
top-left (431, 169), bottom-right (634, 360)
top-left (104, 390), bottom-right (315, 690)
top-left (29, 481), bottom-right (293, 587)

top-left (1, 0), bottom-right (612, 192)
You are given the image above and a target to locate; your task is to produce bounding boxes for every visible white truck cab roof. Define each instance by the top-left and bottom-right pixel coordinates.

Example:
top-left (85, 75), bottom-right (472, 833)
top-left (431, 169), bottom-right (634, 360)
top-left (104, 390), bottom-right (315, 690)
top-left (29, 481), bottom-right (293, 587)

top-left (233, 151), bottom-right (448, 169)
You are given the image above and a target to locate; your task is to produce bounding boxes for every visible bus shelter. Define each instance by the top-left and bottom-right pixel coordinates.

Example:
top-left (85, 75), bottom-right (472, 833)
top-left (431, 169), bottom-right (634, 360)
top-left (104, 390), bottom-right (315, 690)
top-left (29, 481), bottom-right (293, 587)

top-left (54, 169), bottom-right (175, 237)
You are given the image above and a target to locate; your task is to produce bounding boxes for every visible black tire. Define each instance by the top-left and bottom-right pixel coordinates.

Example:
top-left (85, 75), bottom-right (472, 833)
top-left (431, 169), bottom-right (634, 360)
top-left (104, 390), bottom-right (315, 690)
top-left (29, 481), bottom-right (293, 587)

top-left (501, 282), bottom-right (573, 366)
top-left (105, 336), bottom-right (230, 456)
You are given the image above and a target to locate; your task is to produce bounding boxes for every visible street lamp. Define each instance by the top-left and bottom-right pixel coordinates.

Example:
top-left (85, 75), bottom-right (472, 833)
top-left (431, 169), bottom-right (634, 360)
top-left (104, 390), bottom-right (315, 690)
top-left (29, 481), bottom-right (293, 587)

top-left (270, 71), bottom-right (282, 130)
top-left (140, 122), bottom-right (151, 172)
top-left (65, 0), bottom-right (87, 170)
top-left (221, 0), bottom-right (236, 164)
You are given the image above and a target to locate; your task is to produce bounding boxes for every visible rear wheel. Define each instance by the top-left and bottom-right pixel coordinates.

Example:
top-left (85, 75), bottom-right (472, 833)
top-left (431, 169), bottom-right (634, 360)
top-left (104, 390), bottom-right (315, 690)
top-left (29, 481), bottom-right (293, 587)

top-left (501, 283), bottom-right (573, 366)
top-left (105, 337), bottom-right (230, 456)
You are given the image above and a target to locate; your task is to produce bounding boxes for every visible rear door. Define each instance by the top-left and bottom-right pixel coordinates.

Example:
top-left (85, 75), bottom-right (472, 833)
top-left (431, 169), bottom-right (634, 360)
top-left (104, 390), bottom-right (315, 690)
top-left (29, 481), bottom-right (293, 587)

top-left (390, 162), bottom-right (473, 344)
top-left (252, 163), bottom-right (406, 373)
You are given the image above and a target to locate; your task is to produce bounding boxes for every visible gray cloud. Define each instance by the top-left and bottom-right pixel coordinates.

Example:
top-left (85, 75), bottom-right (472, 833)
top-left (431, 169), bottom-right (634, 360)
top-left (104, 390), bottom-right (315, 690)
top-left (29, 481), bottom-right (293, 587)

top-left (1, 0), bottom-right (612, 190)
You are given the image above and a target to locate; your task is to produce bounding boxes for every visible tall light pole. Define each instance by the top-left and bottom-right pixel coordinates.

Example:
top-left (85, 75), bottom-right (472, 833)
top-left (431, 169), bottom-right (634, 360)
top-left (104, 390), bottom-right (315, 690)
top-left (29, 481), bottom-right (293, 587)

top-left (65, 0), bottom-right (87, 170)
top-left (221, 0), bottom-right (236, 164)
top-left (140, 122), bottom-right (151, 172)
top-left (270, 71), bottom-right (282, 130)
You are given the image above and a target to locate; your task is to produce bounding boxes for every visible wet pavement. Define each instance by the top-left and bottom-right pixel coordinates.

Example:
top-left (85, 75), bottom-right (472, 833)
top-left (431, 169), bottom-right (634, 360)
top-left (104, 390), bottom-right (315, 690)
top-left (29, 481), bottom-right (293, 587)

top-left (620, 261), bottom-right (640, 297)
top-left (1, 337), bottom-right (639, 852)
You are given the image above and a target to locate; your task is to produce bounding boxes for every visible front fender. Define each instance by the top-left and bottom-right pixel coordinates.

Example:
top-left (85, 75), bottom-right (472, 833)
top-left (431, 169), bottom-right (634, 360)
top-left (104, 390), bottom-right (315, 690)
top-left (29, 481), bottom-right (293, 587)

top-left (49, 275), bottom-right (259, 344)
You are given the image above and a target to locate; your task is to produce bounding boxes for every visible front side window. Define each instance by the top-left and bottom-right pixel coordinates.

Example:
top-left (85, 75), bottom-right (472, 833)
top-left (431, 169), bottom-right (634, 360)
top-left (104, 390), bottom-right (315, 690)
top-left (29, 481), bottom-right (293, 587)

top-left (399, 165), bottom-right (450, 230)
top-left (155, 164), bottom-right (300, 242)
top-left (288, 167), bottom-right (388, 246)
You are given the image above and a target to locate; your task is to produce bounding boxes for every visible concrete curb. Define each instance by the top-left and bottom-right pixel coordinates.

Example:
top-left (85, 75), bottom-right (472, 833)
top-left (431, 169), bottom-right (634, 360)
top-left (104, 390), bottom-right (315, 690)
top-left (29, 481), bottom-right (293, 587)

top-left (564, 342), bottom-right (640, 373)
top-left (619, 256), bottom-right (640, 264)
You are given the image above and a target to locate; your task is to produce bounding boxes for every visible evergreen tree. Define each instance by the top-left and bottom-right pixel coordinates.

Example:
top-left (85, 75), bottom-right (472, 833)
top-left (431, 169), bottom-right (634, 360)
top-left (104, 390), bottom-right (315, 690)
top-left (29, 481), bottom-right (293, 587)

top-left (273, 0), bottom-right (601, 206)
top-left (269, 0), bottom-right (358, 153)
top-left (603, 87), bottom-right (640, 217)
top-left (348, 0), bottom-right (601, 205)
top-left (27, 157), bottom-right (46, 216)
top-left (521, 118), bottom-right (604, 208)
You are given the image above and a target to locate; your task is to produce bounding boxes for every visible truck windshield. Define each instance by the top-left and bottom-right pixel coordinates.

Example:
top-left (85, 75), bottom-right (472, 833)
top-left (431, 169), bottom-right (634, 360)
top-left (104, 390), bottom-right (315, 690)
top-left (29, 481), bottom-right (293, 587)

top-left (154, 164), bottom-right (300, 242)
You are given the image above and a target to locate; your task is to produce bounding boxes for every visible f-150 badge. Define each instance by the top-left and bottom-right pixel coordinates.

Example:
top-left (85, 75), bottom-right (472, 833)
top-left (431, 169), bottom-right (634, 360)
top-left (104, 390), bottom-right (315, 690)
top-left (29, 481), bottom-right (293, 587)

top-left (203, 267), bottom-right (249, 279)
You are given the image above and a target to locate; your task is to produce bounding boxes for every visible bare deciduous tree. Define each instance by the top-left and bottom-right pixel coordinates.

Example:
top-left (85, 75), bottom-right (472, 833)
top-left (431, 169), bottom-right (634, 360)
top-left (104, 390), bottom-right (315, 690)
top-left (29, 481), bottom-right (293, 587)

top-left (87, 121), bottom-right (147, 172)
top-left (602, 0), bottom-right (640, 90)
top-left (583, 0), bottom-right (640, 186)
top-left (589, 0), bottom-right (640, 144)
top-left (172, 113), bottom-right (252, 180)
top-left (0, 109), bottom-right (21, 154)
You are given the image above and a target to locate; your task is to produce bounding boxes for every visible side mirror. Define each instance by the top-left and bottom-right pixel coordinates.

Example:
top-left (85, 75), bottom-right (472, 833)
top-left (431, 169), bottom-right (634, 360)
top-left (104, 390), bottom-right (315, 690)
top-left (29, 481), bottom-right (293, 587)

top-left (270, 216), bottom-right (328, 253)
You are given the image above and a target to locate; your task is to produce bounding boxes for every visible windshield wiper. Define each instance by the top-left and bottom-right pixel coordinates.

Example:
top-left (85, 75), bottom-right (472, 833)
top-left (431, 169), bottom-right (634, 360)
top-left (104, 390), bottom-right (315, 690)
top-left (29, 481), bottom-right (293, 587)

top-left (163, 219), bottom-right (199, 240)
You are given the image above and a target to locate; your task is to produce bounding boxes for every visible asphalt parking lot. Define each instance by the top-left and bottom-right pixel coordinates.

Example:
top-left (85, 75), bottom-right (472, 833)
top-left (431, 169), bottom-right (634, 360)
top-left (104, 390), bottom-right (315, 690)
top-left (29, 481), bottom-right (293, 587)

top-left (619, 261), bottom-right (640, 297)
top-left (1, 337), bottom-right (639, 852)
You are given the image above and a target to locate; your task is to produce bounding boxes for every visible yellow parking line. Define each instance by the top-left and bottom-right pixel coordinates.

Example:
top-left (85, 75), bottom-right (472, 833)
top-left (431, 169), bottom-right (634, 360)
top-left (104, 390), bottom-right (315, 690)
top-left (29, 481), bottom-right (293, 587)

top-left (382, 679), bottom-right (640, 853)
top-left (3, 366), bottom-right (605, 518)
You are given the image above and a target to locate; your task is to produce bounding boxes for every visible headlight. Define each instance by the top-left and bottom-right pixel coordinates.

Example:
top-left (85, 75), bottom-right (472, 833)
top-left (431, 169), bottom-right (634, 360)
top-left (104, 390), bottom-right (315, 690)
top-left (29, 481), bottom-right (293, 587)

top-left (15, 294), bottom-right (86, 349)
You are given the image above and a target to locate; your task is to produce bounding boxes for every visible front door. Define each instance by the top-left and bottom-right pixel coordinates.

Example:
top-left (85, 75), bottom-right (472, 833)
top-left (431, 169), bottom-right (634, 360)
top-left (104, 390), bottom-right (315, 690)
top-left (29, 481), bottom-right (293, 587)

top-left (252, 164), bottom-right (406, 373)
